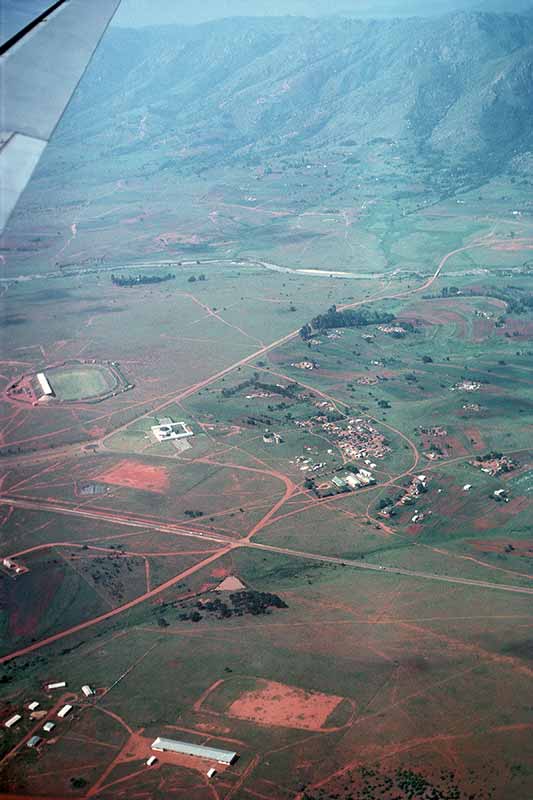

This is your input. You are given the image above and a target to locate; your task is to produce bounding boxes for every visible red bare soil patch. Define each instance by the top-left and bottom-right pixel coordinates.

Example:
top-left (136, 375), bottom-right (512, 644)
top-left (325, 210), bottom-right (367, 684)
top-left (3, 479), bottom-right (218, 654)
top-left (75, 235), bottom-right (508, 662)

top-left (470, 539), bottom-right (533, 557)
top-left (210, 567), bottom-right (229, 578)
top-left (7, 566), bottom-right (64, 639)
top-left (491, 238), bottom-right (533, 251)
top-left (471, 318), bottom-right (493, 342)
top-left (464, 427), bottom-right (485, 450)
top-left (473, 496), bottom-right (530, 530)
top-left (227, 679), bottom-right (344, 731)
top-left (474, 516), bottom-right (496, 531)
top-left (199, 581), bottom-right (216, 593)
top-left (406, 523), bottom-right (424, 536)
top-left (195, 721), bottom-right (232, 735)
top-left (87, 426), bottom-right (107, 438)
top-left (443, 436), bottom-right (469, 457)
top-left (155, 232), bottom-right (204, 247)
top-left (398, 304), bottom-right (464, 327)
top-left (496, 318), bottom-right (533, 339)
top-left (96, 460), bottom-right (170, 494)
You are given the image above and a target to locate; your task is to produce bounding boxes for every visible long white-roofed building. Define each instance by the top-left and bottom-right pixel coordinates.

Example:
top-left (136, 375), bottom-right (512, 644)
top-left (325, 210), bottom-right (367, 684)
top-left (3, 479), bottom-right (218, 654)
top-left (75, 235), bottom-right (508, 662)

top-left (37, 372), bottom-right (53, 396)
top-left (151, 737), bottom-right (237, 765)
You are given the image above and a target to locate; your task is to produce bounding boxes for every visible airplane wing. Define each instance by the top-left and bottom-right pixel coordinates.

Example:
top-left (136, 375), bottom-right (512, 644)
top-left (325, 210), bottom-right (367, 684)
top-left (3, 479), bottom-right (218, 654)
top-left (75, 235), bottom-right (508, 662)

top-left (0, 0), bottom-right (122, 234)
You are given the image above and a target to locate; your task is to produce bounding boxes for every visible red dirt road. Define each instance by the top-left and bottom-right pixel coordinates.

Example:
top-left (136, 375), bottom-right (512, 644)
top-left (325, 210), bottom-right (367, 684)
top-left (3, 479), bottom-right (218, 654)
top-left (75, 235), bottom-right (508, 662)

top-left (0, 234), bottom-right (520, 669)
top-left (0, 545), bottom-right (234, 664)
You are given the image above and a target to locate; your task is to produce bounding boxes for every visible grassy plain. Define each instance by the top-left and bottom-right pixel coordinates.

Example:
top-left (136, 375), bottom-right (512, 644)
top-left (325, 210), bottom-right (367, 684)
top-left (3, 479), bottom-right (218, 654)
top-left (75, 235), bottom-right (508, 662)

top-left (0, 112), bottom-right (533, 800)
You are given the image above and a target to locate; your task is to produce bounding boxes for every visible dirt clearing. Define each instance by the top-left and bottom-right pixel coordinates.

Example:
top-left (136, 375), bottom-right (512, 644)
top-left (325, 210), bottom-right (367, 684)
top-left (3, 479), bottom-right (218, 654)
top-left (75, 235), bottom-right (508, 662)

top-left (227, 679), bottom-right (344, 731)
top-left (96, 460), bottom-right (170, 493)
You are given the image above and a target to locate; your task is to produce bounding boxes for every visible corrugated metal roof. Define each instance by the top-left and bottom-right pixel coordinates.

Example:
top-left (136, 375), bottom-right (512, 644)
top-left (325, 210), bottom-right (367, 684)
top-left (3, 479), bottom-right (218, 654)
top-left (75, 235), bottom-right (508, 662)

top-left (151, 737), bottom-right (237, 764)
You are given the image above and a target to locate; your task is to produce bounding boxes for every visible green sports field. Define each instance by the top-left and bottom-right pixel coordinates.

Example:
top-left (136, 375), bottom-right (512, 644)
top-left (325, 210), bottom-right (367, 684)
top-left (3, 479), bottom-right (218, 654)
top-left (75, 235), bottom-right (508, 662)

top-left (45, 363), bottom-right (117, 401)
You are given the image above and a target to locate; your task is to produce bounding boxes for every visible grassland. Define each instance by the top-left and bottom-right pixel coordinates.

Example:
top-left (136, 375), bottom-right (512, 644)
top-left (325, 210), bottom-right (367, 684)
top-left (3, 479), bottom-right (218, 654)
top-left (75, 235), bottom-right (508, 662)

top-left (1, 80), bottom-right (533, 800)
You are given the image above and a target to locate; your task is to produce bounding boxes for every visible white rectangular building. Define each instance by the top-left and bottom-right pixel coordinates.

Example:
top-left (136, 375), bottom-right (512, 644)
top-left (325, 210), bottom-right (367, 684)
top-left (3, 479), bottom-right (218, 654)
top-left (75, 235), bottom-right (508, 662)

top-left (5, 714), bottom-right (21, 728)
top-left (46, 681), bottom-right (66, 690)
top-left (151, 737), bottom-right (237, 765)
top-left (43, 721), bottom-right (55, 733)
top-left (81, 685), bottom-right (94, 697)
top-left (57, 704), bottom-right (72, 718)
top-left (345, 473), bottom-right (361, 489)
top-left (37, 372), bottom-right (53, 396)
top-left (28, 701), bottom-right (40, 711)
top-left (151, 421), bottom-right (194, 443)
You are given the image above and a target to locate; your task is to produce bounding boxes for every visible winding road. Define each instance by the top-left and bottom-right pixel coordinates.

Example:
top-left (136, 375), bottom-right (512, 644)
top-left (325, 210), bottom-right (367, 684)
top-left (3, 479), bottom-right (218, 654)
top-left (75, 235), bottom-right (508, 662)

top-left (1, 230), bottom-right (526, 669)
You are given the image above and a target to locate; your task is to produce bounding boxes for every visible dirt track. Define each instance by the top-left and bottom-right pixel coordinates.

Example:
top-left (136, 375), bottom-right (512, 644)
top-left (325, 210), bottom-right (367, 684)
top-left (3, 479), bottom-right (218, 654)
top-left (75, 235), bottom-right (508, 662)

top-left (2, 233), bottom-right (521, 668)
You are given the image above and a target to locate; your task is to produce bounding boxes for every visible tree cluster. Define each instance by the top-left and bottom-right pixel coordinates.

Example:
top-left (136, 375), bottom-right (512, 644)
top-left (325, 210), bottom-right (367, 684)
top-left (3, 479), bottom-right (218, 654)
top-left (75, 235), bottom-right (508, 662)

top-left (300, 305), bottom-right (395, 339)
top-left (111, 272), bottom-right (175, 287)
top-left (173, 590), bottom-right (289, 625)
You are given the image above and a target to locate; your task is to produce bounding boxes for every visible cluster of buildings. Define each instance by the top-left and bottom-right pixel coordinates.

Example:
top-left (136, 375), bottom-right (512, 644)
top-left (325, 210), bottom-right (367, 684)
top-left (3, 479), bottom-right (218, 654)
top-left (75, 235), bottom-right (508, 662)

top-left (1, 557), bottom-right (27, 577)
top-left (470, 454), bottom-right (516, 477)
top-left (356, 375), bottom-right (386, 386)
top-left (245, 391), bottom-right (275, 399)
top-left (4, 684), bottom-right (238, 784)
top-left (398, 475), bottom-right (429, 505)
top-left (290, 360), bottom-right (317, 370)
top-left (419, 425), bottom-right (447, 438)
top-left (452, 380), bottom-right (481, 392)
top-left (320, 417), bottom-right (390, 462)
top-left (377, 324), bottom-right (407, 336)
top-left (313, 400), bottom-right (336, 413)
top-left (462, 402), bottom-right (482, 413)
top-left (263, 430), bottom-right (283, 445)
top-left (293, 455), bottom-right (326, 473)
top-left (331, 468), bottom-right (376, 491)
top-left (3, 681), bottom-right (95, 751)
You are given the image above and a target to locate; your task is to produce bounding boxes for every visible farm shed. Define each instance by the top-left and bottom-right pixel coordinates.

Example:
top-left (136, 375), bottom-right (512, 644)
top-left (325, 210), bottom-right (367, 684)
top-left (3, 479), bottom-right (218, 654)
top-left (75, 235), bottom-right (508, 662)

top-left (27, 736), bottom-right (41, 748)
top-left (37, 373), bottom-right (53, 396)
top-left (151, 737), bottom-right (237, 765)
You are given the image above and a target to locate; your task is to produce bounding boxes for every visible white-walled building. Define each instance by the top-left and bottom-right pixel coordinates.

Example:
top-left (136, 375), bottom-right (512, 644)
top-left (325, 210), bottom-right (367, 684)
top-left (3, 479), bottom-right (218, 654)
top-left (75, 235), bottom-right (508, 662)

top-left (37, 372), bottom-right (53, 396)
top-left (151, 737), bottom-right (237, 765)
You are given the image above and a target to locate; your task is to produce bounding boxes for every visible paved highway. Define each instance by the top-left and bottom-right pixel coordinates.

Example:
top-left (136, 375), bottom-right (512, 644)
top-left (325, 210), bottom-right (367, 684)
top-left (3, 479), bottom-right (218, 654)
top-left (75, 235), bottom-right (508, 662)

top-left (2, 495), bottom-right (533, 597)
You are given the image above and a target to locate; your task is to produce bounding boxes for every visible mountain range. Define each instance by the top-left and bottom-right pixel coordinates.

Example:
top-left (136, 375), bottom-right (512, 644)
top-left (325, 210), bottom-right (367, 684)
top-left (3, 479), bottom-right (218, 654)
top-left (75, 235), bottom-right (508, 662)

top-left (51, 11), bottom-right (533, 194)
top-left (112, 1), bottom-right (533, 27)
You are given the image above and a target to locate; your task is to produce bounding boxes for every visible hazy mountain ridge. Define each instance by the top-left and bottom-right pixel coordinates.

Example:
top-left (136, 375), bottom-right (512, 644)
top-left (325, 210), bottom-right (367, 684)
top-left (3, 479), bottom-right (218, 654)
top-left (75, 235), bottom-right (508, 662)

top-left (57, 12), bottom-right (533, 187)
top-left (112, 0), bottom-right (533, 27)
